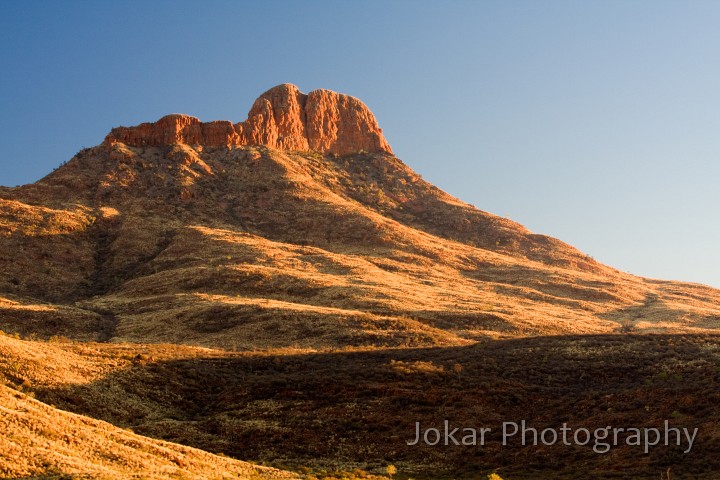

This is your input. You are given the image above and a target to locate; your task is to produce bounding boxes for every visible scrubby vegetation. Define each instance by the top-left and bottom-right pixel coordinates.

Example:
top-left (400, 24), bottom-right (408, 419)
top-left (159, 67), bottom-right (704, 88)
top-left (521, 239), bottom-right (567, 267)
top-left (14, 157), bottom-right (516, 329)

top-left (2, 145), bottom-right (720, 478)
top-left (2, 146), bottom-right (720, 352)
top-left (1, 333), bottom-right (718, 479)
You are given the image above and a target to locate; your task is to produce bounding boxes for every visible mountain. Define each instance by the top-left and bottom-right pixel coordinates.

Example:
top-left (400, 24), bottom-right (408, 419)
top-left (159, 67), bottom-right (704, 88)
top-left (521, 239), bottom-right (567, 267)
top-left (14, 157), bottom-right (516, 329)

top-left (2, 84), bottom-right (720, 479)
top-left (1, 84), bottom-right (720, 351)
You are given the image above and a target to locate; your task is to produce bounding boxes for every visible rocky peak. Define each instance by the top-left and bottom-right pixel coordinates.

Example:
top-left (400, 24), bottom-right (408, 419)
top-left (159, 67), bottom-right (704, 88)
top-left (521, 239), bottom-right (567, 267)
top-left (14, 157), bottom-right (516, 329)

top-left (104, 84), bottom-right (393, 155)
top-left (241, 84), bottom-right (310, 151)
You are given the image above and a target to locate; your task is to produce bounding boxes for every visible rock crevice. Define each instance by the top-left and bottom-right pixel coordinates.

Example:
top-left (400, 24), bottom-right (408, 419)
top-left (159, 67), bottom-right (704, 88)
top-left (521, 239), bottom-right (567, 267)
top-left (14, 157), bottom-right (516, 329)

top-left (104, 84), bottom-right (392, 155)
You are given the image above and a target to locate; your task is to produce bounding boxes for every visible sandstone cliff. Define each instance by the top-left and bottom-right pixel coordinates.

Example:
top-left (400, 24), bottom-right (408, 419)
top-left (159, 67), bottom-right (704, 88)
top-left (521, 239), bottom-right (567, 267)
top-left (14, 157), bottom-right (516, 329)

top-left (104, 84), bottom-right (393, 155)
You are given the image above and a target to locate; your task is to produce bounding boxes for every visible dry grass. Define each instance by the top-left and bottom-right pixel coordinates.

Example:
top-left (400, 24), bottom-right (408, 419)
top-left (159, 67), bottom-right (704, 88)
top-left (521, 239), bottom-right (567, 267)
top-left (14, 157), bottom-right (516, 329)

top-left (2, 333), bottom-right (719, 479)
top-left (0, 334), bottom-right (298, 479)
top-left (2, 144), bottom-right (720, 478)
top-left (0, 384), bottom-right (298, 479)
top-left (0, 296), bottom-right (102, 341)
top-left (1, 145), bottom-right (720, 349)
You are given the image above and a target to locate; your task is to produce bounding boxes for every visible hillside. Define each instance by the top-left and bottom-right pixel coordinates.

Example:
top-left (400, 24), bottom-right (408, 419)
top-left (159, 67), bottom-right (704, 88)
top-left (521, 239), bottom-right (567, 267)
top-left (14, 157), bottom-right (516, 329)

top-left (1, 85), bottom-right (719, 349)
top-left (1, 84), bottom-right (720, 479)
top-left (0, 337), bottom-right (297, 479)
top-left (2, 332), bottom-right (719, 479)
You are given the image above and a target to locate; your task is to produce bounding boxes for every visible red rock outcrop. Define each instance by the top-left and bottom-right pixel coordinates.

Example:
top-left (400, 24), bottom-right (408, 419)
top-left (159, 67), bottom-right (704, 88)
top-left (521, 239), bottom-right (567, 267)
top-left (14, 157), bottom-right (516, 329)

top-left (104, 84), bottom-right (393, 155)
top-left (305, 88), bottom-right (392, 154)
top-left (241, 84), bottom-right (310, 151)
top-left (106, 115), bottom-right (241, 147)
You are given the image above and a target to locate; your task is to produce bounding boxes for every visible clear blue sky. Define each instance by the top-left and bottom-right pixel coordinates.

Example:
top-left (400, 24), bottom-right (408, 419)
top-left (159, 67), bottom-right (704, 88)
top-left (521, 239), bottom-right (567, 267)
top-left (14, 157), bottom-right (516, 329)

top-left (1, 1), bottom-right (719, 287)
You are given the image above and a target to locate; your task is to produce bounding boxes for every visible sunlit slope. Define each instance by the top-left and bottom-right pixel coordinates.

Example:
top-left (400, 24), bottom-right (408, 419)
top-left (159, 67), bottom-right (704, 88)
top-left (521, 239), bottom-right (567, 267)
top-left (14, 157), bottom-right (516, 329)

top-left (0, 338), bottom-right (295, 479)
top-left (1, 145), bottom-right (720, 347)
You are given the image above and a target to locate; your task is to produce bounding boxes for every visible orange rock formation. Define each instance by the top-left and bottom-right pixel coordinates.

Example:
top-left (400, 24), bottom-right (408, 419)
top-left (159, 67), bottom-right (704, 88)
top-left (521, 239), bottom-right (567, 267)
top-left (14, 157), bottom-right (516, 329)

top-left (104, 84), bottom-right (392, 155)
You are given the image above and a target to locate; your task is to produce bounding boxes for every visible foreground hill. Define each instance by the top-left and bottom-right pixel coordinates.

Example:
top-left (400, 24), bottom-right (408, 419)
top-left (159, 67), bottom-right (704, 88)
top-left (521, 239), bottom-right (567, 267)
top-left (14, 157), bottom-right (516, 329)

top-left (0, 337), bottom-right (296, 479)
top-left (2, 332), bottom-right (719, 479)
top-left (1, 84), bottom-right (719, 348)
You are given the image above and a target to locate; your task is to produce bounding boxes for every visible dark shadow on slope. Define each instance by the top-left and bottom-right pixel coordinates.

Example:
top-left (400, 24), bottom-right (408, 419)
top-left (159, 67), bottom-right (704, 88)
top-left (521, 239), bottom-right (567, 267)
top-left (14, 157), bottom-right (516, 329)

top-left (459, 263), bottom-right (627, 305)
top-left (324, 153), bottom-right (603, 272)
top-left (400, 310), bottom-right (517, 335)
top-left (28, 334), bottom-right (720, 480)
top-left (598, 293), bottom-right (719, 333)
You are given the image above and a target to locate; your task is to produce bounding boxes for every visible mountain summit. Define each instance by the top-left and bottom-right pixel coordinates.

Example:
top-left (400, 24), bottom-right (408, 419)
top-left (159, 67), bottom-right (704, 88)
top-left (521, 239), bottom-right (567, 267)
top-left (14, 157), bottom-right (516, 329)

top-left (105, 84), bottom-right (393, 155)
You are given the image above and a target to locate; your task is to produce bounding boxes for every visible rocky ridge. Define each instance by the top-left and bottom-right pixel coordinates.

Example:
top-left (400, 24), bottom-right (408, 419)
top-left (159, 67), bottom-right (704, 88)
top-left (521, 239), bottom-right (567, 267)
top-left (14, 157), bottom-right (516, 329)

top-left (104, 84), bottom-right (393, 155)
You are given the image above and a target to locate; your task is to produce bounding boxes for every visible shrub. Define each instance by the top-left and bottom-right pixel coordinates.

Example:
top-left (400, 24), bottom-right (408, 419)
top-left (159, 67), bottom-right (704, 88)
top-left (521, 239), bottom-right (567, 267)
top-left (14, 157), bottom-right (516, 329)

top-left (619, 318), bottom-right (637, 333)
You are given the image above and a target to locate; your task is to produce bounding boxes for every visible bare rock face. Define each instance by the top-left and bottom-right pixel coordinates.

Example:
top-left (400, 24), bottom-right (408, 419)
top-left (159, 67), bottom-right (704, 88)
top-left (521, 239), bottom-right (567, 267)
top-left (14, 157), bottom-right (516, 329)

top-left (104, 84), bottom-right (393, 155)
top-left (305, 89), bottom-right (392, 155)
top-left (241, 84), bottom-right (310, 151)
top-left (106, 115), bottom-right (241, 147)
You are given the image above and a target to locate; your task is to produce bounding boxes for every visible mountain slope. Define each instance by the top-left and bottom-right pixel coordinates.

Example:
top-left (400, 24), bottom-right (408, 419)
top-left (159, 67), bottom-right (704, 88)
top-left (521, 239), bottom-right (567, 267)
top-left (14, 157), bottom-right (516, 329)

top-left (1, 85), bottom-right (719, 350)
top-left (2, 84), bottom-right (720, 479)
top-left (0, 337), bottom-right (296, 479)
